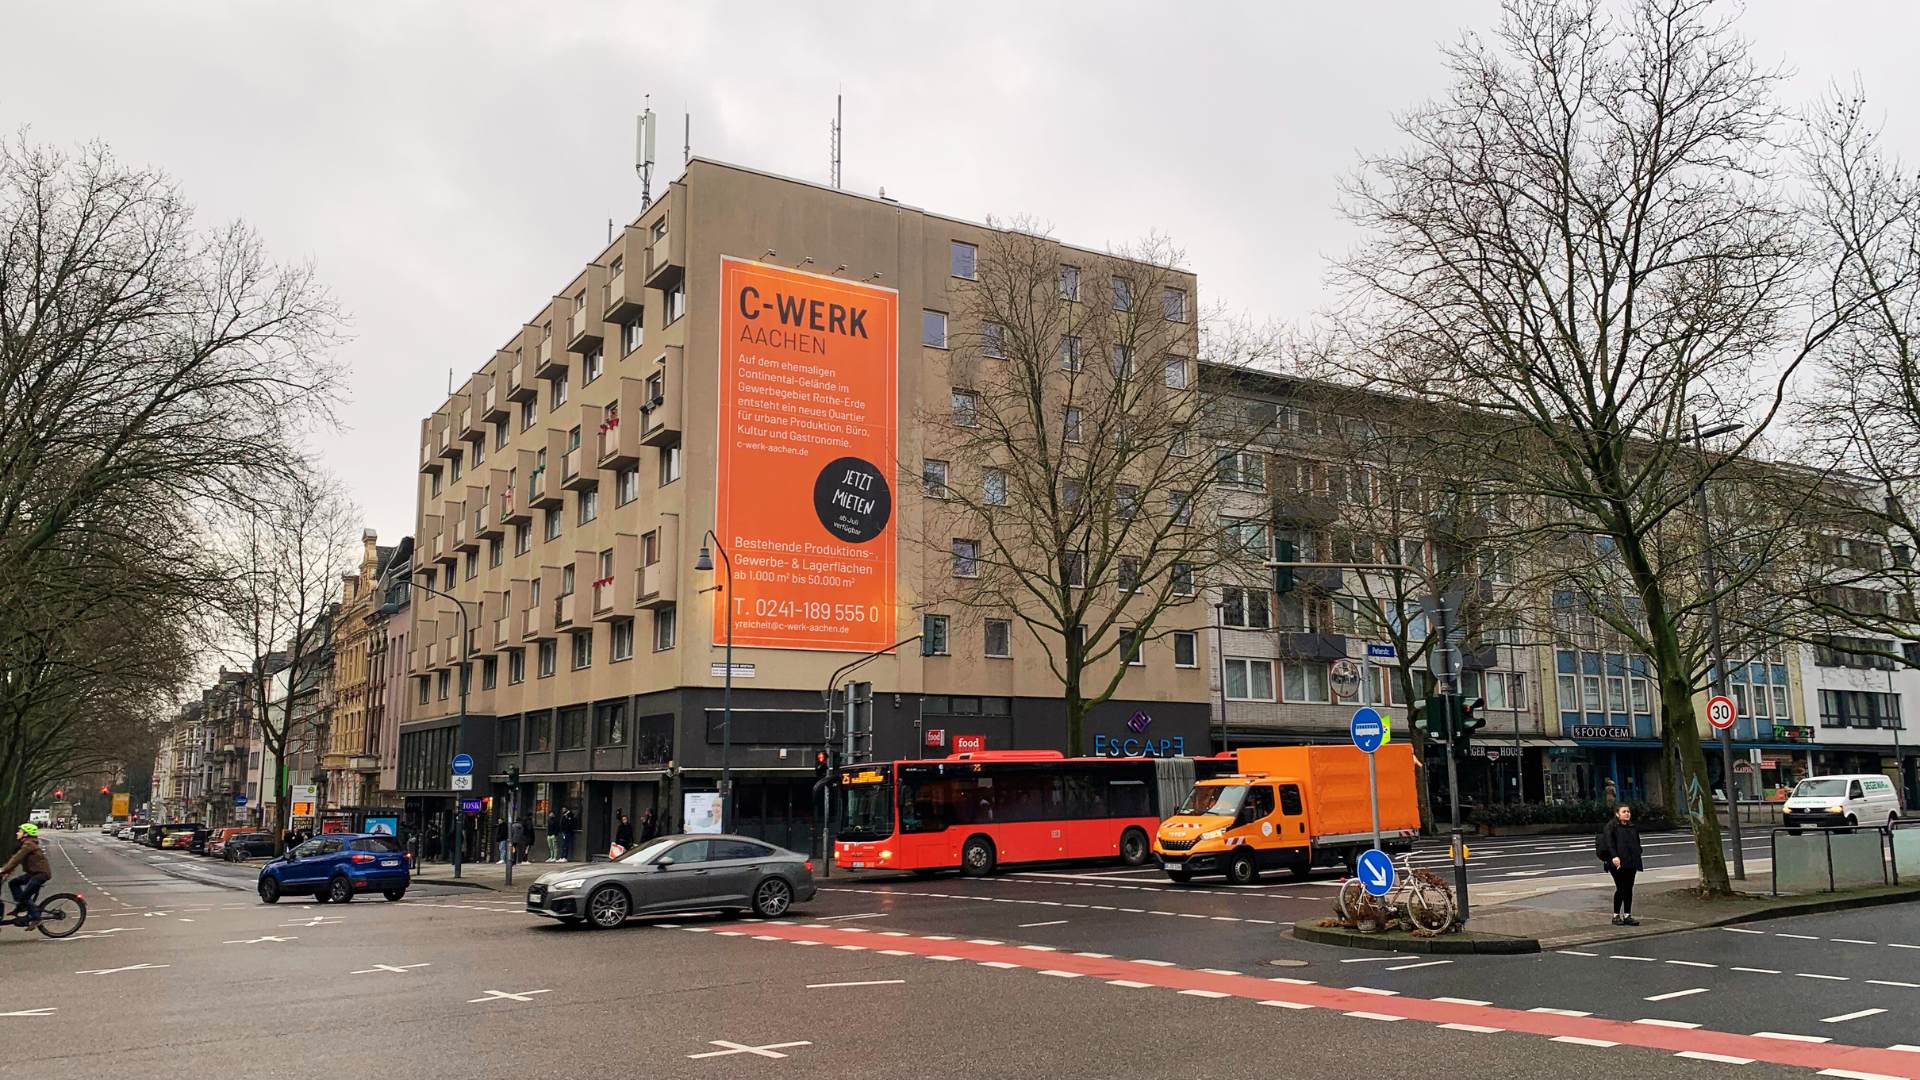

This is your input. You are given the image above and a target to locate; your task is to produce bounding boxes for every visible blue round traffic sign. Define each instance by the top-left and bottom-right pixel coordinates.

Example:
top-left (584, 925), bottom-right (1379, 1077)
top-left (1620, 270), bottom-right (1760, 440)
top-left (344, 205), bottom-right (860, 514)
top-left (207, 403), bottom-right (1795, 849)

top-left (451, 753), bottom-right (475, 777)
top-left (1349, 707), bottom-right (1384, 754)
top-left (1355, 848), bottom-right (1396, 897)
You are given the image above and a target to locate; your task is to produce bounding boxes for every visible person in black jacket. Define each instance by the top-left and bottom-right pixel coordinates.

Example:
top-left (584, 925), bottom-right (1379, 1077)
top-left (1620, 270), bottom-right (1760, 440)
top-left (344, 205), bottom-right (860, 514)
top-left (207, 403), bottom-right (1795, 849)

top-left (1596, 803), bottom-right (1644, 925)
top-left (613, 811), bottom-right (634, 853)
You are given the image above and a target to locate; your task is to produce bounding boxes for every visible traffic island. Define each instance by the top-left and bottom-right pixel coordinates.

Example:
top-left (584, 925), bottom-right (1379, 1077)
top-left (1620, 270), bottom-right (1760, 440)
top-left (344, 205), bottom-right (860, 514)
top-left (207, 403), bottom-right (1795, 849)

top-left (1291, 920), bottom-right (1540, 954)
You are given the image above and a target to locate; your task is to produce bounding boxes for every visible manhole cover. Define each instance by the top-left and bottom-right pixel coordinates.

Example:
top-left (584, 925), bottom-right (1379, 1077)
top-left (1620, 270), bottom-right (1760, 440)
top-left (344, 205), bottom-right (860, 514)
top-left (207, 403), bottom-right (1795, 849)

top-left (1267, 959), bottom-right (1309, 968)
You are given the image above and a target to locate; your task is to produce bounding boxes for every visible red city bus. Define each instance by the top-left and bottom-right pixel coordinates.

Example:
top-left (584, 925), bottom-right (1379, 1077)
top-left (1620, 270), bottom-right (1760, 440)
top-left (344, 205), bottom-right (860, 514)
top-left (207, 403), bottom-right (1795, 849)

top-left (832, 750), bottom-right (1227, 875)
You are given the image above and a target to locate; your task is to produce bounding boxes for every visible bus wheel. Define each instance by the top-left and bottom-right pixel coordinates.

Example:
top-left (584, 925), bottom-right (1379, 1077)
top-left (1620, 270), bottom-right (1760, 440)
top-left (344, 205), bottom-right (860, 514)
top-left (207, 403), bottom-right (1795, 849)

top-left (1118, 828), bottom-right (1150, 866)
top-left (960, 836), bottom-right (997, 877)
top-left (1225, 852), bottom-right (1259, 886)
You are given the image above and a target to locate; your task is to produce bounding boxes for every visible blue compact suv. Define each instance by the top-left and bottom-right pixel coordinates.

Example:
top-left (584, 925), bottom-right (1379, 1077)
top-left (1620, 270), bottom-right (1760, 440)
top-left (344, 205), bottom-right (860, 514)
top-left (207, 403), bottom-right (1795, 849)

top-left (257, 833), bottom-right (411, 904)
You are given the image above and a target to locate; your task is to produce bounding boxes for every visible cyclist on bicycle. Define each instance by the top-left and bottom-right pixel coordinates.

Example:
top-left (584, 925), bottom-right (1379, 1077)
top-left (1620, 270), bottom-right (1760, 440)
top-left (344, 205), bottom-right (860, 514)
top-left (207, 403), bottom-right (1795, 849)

top-left (3, 823), bottom-right (51, 929)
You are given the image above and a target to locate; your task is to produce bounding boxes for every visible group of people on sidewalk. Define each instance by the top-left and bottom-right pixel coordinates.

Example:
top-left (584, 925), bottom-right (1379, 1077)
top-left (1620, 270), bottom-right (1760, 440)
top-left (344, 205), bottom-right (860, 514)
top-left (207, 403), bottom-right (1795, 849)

top-left (486, 806), bottom-right (663, 866)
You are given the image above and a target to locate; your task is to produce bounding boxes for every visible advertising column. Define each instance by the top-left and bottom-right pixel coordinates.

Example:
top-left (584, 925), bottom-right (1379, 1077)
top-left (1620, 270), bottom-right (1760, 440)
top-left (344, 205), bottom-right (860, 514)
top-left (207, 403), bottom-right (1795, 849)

top-left (716, 257), bottom-right (899, 653)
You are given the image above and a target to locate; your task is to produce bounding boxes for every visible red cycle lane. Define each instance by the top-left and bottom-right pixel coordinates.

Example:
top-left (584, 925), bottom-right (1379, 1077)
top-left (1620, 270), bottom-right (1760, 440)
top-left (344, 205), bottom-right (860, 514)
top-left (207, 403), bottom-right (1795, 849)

top-left (711, 921), bottom-right (1920, 1079)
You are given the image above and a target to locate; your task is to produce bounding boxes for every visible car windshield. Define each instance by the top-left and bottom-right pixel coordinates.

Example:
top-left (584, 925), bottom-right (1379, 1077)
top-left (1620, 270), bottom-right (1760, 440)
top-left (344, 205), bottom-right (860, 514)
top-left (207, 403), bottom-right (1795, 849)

top-left (616, 837), bottom-right (676, 864)
top-left (837, 778), bottom-right (896, 843)
top-left (1179, 784), bottom-right (1248, 817)
top-left (1794, 778), bottom-right (1849, 798)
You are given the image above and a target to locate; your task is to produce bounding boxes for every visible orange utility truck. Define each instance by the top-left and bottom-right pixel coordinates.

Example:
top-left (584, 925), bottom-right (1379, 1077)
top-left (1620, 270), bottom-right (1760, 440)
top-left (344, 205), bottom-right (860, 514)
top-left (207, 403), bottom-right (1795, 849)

top-left (1152, 745), bottom-right (1419, 884)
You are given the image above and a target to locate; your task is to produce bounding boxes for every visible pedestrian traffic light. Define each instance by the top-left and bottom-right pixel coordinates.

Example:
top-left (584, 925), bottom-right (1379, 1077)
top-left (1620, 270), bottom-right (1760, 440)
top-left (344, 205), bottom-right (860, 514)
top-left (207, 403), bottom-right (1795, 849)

top-left (100, 786), bottom-right (110, 795)
top-left (1274, 538), bottom-right (1297, 596)
top-left (52, 788), bottom-right (62, 799)
top-left (814, 750), bottom-right (831, 781)
top-left (506, 765), bottom-right (519, 789)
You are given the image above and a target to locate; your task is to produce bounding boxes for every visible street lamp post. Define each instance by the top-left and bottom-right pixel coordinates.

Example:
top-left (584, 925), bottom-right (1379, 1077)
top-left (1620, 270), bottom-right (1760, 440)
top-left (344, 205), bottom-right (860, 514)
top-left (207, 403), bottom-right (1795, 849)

top-left (382, 577), bottom-right (470, 881)
top-left (1694, 418), bottom-right (1746, 882)
top-left (695, 533), bottom-right (734, 834)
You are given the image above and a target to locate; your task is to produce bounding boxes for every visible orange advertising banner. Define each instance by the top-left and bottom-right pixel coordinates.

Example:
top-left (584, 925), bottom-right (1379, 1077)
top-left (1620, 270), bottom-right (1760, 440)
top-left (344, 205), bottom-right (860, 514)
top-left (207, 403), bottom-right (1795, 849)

top-left (715, 257), bottom-right (898, 652)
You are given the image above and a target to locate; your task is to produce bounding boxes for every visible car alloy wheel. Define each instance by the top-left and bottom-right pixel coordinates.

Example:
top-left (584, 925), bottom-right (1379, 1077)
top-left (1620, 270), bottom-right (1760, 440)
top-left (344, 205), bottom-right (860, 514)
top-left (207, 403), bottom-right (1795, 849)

top-left (258, 877), bottom-right (280, 904)
top-left (753, 877), bottom-right (793, 918)
top-left (587, 885), bottom-right (629, 929)
top-left (328, 876), bottom-right (354, 904)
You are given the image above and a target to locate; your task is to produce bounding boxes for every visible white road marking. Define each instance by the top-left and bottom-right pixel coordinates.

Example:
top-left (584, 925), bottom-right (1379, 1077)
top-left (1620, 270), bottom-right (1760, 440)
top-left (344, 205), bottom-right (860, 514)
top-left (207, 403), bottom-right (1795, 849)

top-left (1633, 1019), bottom-right (1701, 1029)
top-left (1343, 1010), bottom-right (1405, 1021)
top-left (1796, 973), bottom-right (1849, 981)
top-left (1867, 980), bottom-right (1920, 988)
top-left (1105, 979), bottom-right (1153, 988)
top-left (1722, 927), bottom-right (1765, 935)
top-left (351, 964), bottom-right (430, 974)
top-left (1732, 967), bottom-right (1782, 974)
top-left (805, 980), bottom-right (905, 989)
top-left (1676, 1052), bottom-right (1754, 1065)
top-left (1644, 988), bottom-right (1710, 1002)
top-left (687, 1040), bottom-right (811, 1060)
top-left (0, 1008), bottom-right (57, 1017)
top-left (1610, 955), bottom-right (1657, 962)
top-left (1529, 1008), bottom-right (1592, 1017)
top-left (1556, 950), bottom-right (1597, 957)
top-left (1348, 987), bottom-right (1399, 996)
top-left (1817, 1071), bottom-right (1907, 1080)
top-left (74, 964), bottom-right (168, 976)
top-left (1664, 960), bottom-right (1715, 968)
top-left (1433, 996), bottom-right (1491, 1006)
top-left (1752, 1033), bottom-right (1831, 1043)
top-left (1131, 959), bottom-right (1176, 967)
top-left (1037, 970), bottom-right (1084, 979)
top-left (1832, 939), bottom-right (1877, 945)
top-left (1776, 933), bottom-right (1820, 940)
top-left (1387, 960), bottom-right (1453, 971)
top-left (1339, 956), bottom-right (1401, 963)
top-left (1439, 1023), bottom-right (1503, 1033)
top-left (467, 989), bottom-right (552, 1004)
top-left (223, 935), bottom-right (295, 944)
top-left (978, 961), bottom-right (1018, 969)
top-left (818, 912), bottom-right (886, 922)
top-left (1819, 1009), bottom-right (1886, 1024)
top-left (1198, 968), bottom-right (1242, 976)
top-left (1179, 989), bottom-right (1231, 998)
top-left (1552, 1037), bottom-right (1619, 1048)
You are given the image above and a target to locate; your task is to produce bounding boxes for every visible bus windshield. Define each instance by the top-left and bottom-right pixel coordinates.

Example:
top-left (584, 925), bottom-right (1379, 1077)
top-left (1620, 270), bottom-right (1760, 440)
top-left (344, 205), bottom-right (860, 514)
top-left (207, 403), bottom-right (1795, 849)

top-left (1178, 784), bottom-right (1248, 818)
top-left (837, 774), bottom-right (896, 842)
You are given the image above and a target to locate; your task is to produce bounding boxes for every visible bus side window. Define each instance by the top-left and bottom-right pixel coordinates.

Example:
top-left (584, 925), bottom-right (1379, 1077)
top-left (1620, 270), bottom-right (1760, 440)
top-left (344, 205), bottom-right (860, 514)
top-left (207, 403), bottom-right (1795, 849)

top-left (1278, 785), bottom-right (1303, 816)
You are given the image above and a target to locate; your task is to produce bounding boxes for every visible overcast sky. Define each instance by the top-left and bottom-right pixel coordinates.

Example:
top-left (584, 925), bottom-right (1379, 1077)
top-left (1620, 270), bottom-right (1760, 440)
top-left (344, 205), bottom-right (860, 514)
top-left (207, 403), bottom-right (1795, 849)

top-left (7, 1), bottom-right (1920, 538)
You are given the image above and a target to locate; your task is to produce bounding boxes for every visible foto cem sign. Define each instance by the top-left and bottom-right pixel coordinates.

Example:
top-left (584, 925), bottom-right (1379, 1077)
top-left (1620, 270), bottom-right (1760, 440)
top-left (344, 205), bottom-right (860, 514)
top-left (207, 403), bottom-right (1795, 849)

top-left (1356, 848), bottom-right (1396, 897)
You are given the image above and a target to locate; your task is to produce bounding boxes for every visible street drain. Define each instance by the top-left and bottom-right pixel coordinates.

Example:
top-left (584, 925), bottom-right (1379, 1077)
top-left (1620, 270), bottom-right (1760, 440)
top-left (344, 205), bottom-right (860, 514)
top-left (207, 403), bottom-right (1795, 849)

top-left (1267, 959), bottom-right (1309, 968)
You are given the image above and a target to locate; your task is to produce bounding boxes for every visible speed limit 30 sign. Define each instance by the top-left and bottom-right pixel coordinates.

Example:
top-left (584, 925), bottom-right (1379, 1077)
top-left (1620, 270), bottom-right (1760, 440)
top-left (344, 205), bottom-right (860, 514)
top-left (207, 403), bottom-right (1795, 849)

top-left (1707, 694), bottom-right (1737, 731)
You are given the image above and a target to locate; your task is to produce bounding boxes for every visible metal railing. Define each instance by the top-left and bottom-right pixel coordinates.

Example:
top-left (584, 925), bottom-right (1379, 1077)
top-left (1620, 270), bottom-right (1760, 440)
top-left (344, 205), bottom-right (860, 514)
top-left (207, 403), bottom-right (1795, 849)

top-left (1770, 822), bottom-right (1920, 895)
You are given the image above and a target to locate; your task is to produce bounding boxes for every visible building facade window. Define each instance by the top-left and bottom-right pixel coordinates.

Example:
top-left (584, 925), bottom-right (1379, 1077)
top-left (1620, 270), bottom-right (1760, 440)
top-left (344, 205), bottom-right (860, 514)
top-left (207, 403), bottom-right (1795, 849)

top-left (659, 439), bottom-right (681, 485)
top-left (529, 712), bottom-right (552, 752)
top-left (544, 508), bottom-right (562, 541)
top-left (557, 707), bottom-right (587, 750)
top-left (952, 539), bottom-right (979, 578)
top-left (982, 322), bottom-right (1005, 357)
top-left (1122, 627), bottom-right (1145, 666)
top-left (1163, 355), bottom-right (1189, 389)
top-left (1818, 689), bottom-right (1902, 728)
top-left (922, 309), bottom-right (948, 349)
top-left (616, 467), bottom-right (639, 505)
top-left (1162, 287), bottom-right (1187, 322)
top-left (622, 317), bottom-right (644, 355)
top-left (1281, 660), bottom-right (1331, 704)
top-left (984, 618), bottom-right (1011, 658)
top-left (515, 525), bottom-right (531, 555)
top-left (983, 468), bottom-right (1007, 506)
top-left (1112, 276), bottom-right (1134, 311)
top-left (923, 459), bottom-right (949, 498)
top-left (595, 701), bottom-right (628, 746)
top-left (508, 648), bottom-right (526, 684)
top-left (1224, 657), bottom-right (1275, 701)
top-left (537, 640), bottom-right (556, 678)
top-left (578, 487), bottom-right (598, 524)
top-left (550, 374), bottom-right (568, 408)
top-left (950, 240), bottom-right (977, 280)
top-left (665, 282), bottom-right (685, 323)
top-left (653, 604), bottom-right (677, 650)
top-left (1221, 586), bottom-right (1271, 630)
top-left (951, 388), bottom-right (979, 427)
top-left (1063, 407), bottom-right (1082, 442)
top-left (611, 618), bottom-right (634, 661)
top-left (1173, 631), bottom-right (1197, 668)
top-left (1059, 265), bottom-right (1080, 301)
top-left (520, 400), bottom-right (536, 431)
top-left (582, 347), bottom-right (603, 383)
top-left (571, 630), bottom-right (592, 670)
top-left (1060, 335), bottom-right (1081, 371)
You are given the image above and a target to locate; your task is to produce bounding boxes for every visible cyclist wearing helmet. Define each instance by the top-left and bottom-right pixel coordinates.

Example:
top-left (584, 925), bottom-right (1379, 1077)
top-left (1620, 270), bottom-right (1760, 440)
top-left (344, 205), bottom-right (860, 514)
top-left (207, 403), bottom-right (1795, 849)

top-left (2, 823), bottom-right (51, 929)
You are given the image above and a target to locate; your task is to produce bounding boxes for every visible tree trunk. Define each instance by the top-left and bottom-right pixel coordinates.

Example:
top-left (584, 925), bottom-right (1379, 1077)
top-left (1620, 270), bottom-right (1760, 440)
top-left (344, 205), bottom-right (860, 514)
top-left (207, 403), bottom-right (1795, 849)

top-left (1395, 665), bottom-right (1436, 834)
top-left (1064, 667), bottom-right (1086, 756)
top-left (1652, 647), bottom-right (1732, 895)
top-left (272, 752), bottom-right (289, 855)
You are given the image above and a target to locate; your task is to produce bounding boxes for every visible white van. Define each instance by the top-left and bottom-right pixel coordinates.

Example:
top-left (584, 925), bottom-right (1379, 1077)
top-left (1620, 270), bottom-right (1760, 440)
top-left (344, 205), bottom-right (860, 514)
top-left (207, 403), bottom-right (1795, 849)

top-left (1782, 774), bottom-right (1902, 829)
top-left (27, 809), bottom-right (51, 827)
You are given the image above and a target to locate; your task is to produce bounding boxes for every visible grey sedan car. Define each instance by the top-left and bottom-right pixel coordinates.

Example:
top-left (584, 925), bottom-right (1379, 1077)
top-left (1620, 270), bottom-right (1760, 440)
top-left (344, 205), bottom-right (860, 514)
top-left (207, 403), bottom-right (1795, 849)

top-left (525, 833), bottom-right (817, 929)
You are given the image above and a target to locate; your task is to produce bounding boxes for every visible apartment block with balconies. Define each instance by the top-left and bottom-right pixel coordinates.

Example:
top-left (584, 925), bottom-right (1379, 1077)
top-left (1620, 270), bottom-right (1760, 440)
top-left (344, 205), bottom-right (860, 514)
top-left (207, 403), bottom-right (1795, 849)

top-left (404, 159), bottom-right (1215, 857)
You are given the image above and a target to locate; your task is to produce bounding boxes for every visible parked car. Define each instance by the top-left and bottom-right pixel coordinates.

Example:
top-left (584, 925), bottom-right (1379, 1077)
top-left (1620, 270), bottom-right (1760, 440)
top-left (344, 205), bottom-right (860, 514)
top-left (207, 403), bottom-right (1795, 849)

top-left (186, 827), bottom-right (214, 854)
top-left (525, 834), bottom-right (817, 929)
top-left (153, 823), bottom-right (204, 849)
top-left (100, 822), bottom-right (117, 833)
top-left (224, 832), bottom-right (276, 862)
top-left (122, 824), bottom-right (151, 844)
top-left (257, 833), bottom-right (410, 903)
top-left (204, 827), bottom-right (250, 858)
top-left (1783, 774), bottom-right (1903, 829)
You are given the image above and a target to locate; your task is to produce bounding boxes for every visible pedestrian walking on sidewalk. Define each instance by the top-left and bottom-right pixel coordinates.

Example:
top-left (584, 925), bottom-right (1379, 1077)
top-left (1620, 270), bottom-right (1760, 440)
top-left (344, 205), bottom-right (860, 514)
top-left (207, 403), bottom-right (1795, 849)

top-left (493, 817), bottom-right (510, 865)
top-left (511, 816), bottom-right (530, 865)
top-left (560, 806), bottom-right (577, 861)
top-left (545, 809), bottom-right (563, 862)
top-left (1596, 803), bottom-right (1644, 926)
top-left (639, 807), bottom-right (658, 842)
top-left (613, 811), bottom-right (633, 851)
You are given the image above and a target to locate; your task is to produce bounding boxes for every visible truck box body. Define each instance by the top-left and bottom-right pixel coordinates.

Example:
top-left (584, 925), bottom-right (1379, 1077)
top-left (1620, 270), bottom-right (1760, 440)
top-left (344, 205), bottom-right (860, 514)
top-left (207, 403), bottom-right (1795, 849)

top-left (1230, 745), bottom-right (1419, 841)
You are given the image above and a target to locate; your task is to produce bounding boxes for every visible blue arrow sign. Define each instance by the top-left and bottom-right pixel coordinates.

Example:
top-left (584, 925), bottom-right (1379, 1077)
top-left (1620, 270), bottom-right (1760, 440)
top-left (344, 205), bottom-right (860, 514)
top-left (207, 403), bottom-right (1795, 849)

top-left (1356, 848), bottom-right (1395, 897)
top-left (1349, 707), bottom-right (1385, 754)
top-left (451, 753), bottom-right (475, 777)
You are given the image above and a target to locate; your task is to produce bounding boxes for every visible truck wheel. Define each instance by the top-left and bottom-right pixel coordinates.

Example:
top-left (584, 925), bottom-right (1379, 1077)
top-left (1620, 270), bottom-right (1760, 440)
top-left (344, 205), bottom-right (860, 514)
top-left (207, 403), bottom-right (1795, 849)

top-left (1118, 828), bottom-right (1150, 866)
top-left (1164, 869), bottom-right (1193, 884)
top-left (1341, 849), bottom-right (1360, 876)
top-left (1225, 852), bottom-right (1258, 886)
top-left (960, 836), bottom-right (997, 877)
top-left (1286, 858), bottom-right (1313, 881)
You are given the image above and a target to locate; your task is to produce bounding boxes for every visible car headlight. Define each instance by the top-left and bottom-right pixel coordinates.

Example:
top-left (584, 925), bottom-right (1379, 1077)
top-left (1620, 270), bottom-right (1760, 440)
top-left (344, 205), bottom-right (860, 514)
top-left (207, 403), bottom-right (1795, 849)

top-left (547, 878), bottom-right (585, 891)
top-left (1830, 805), bottom-right (1847, 813)
top-left (1199, 827), bottom-right (1226, 841)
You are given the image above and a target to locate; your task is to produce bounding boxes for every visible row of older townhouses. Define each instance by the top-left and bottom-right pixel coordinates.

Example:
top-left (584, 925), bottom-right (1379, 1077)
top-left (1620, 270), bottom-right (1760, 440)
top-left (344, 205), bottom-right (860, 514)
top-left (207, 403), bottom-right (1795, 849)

top-left (151, 158), bottom-right (1919, 858)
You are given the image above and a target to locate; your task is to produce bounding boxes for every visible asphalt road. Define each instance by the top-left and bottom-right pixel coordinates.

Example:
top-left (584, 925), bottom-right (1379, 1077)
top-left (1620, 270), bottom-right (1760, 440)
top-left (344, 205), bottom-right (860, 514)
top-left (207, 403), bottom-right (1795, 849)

top-left (5, 830), bottom-right (1914, 1079)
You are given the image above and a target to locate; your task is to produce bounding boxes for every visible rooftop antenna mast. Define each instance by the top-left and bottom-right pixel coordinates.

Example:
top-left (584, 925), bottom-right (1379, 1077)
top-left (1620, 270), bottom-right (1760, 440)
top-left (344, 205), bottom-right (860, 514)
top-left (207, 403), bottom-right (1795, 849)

top-left (683, 111), bottom-right (691, 165)
top-left (636, 99), bottom-right (657, 209)
top-left (830, 92), bottom-right (843, 189)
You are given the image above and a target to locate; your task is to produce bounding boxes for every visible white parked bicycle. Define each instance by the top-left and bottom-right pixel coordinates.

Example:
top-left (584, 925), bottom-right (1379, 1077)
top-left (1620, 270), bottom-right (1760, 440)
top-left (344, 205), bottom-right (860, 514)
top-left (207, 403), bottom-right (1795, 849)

top-left (1335, 850), bottom-right (1455, 933)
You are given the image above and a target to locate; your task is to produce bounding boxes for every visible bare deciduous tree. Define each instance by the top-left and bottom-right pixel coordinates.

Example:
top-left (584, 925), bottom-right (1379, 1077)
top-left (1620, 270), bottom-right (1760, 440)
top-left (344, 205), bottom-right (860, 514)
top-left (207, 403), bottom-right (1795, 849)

top-left (0, 136), bottom-right (341, 856)
top-left (913, 226), bottom-right (1278, 751)
top-left (1331, 0), bottom-right (1855, 892)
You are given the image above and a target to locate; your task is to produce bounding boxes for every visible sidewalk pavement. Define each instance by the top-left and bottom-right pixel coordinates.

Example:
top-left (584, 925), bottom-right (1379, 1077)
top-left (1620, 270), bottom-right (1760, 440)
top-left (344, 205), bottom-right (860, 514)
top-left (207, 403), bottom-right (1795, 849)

top-left (411, 856), bottom-right (596, 891)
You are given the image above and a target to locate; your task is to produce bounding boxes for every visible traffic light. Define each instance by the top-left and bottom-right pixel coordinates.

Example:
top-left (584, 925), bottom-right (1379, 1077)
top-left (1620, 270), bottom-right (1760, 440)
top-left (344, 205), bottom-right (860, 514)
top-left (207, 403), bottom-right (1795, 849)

top-left (814, 750), bottom-right (831, 782)
top-left (1274, 537), bottom-right (1297, 596)
top-left (100, 786), bottom-right (110, 795)
top-left (506, 765), bottom-right (520, 789)
top-left (52, 788), bottom-right (62, 800)
top-left (1457, 696), bottom-right (1487, 749)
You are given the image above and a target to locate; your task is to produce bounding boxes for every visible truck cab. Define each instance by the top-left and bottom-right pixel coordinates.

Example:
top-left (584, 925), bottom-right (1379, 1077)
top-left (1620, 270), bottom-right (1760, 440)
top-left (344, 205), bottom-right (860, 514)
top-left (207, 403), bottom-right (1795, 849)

top-left (1155, 776), bottom-right (1309, 884)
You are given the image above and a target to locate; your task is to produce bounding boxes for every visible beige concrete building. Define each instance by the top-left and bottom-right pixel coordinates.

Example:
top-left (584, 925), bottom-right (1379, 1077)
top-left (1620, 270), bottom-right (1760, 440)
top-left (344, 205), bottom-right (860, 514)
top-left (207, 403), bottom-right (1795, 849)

top-left (405, 160), bottom-right (1214, 859)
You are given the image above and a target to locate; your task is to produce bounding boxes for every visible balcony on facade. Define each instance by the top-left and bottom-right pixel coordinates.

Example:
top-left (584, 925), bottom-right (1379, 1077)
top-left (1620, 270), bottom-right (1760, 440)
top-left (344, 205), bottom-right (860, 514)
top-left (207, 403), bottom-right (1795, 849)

top-left (561, 444), bottom-right (597, 491)
top-left (499, 481), bottom-right (531, 527)
top-left (452, 505), bottom-right (480, 555)
top-left (592, 534), bottom-right (638, 623)
top-left (603, 243), bottom-right (644, 321)
top-left (640, 346), bottom-right (683, 447)
top-left (480, 375), bottom-right (508, 424)
top-left (597, 379), bottom-right (645, 469)
top-left (458, 399), bottom-right (482, 445)
top-left (475, 493), bottom-right (505, 542)
top-left (419, 418), bottom-right (443, 475)
top-left (1279, 632), bottom-right (1350, 661)
top-left (533, 318), bottom-right (565, 380)
top-left (637, 514), bottom-right (680, 609)
top-left (505, 352), bottom-right (537, 402)
top-left (643, 208), bottom-right (685, 288)
top-left (436, 415), bottom-right (460, 461)
top-left (1270, 492), bottom-right (1340, 528)
top-left (526, 457), bottom-right (563, 510)
top-left (566, 276), bottom-right (605, 354)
